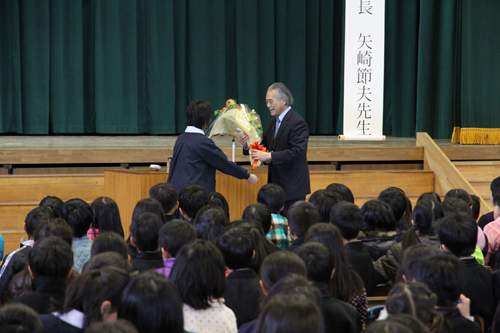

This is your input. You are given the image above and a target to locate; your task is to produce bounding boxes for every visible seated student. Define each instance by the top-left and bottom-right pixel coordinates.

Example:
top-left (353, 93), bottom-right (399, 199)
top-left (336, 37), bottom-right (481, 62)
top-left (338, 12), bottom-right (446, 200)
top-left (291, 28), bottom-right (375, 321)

top-left (374, 199), bottom-right (443, 285)
top-left (156, 220), bottom-right (196, 278)
top-left (82, 252), bottom-right (131, 274)
top-left (257, 184), bottom-right (292, 249)
top-left (305, 223), bottom-right (367, 325)
top-left (8, 237), bottom-right (73, 314)
top-left (90, 232), bottom-right (129, 262)
top-left (209, 192), bottom-right (230, 220)
top-left (193, 206), bottom-right (228, 243)
top-left (60, 199), bottom-right (94, 273)
top-left (378, 187), bottom-right (412, 231)
top-left (435, 213), bottom-right (493, 330)
top-left (326, 183), bottom-right (355, 203)
top-left (403, 252), bottom-right (482, 333)
top-left (149, 183), bottom-right (179, 222)
top-left (483, 192), bottom-right (500, 264)
top-left (178, 184), bottom-right (209, 222)
top-left (119, 272), bottom-right (184, 333)
top-left (242, 203), bottom-right (280, 254)
top-left (259, 251), bottom-right (307, 293)
top-left (39, 195), bottom-right (64, 218)
top-left (40, 266), bottom-right (131, 333)
top-left (0, 206), bottom-right (53, 301)
top-left (308, 189), bottom-right (341, 223)
top-left (330, 202), bottom-right (377, 296)
top-left (359, 200), bottom-right (398, 260)
top-left (0, 303), bottom-right (44, 333)
top-left (90, 197), bottom-right (125, 240)
top-left (479, 176), bottom-right (500, 229)
top-left (286, 201), bottom-right (319, 252)
top-left (170, 240), bottom-right (238, 333)
top-left (216, 228), bottom-right (264, 327)
top-left (129, 212), bottom-right (164, 273)
top-left (295, 242), bottom-right (362, 333)
top-left (418, 191), bottom-right (442, 203)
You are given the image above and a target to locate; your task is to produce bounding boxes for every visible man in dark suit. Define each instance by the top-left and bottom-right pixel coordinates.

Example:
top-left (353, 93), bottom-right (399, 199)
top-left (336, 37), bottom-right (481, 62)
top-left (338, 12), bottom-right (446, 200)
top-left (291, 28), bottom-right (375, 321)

top-left (240, 83), bottom-right (310, 216)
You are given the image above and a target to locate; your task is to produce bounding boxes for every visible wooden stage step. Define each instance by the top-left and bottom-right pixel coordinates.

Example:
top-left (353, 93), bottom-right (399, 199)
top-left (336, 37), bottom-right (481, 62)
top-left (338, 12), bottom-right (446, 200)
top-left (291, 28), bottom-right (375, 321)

top-left (454, 161), bottom-right (500, 201)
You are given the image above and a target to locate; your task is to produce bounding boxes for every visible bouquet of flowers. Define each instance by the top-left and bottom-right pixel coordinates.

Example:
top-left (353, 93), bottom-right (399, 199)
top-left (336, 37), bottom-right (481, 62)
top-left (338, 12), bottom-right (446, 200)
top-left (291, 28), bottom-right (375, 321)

top-left (206, 99), bottom-right (265, 169)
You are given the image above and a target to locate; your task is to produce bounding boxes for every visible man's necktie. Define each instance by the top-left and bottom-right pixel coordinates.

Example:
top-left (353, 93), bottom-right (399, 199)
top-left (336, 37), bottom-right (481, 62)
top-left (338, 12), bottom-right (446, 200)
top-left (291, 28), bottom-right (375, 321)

top-left (275, 117), bottom-right (281, 138)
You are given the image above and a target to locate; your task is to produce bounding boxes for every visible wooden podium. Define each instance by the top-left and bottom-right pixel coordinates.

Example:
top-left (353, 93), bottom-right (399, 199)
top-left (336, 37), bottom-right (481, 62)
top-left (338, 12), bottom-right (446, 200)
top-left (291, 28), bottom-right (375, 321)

top-left (104, 167), bottom-right (267, 238)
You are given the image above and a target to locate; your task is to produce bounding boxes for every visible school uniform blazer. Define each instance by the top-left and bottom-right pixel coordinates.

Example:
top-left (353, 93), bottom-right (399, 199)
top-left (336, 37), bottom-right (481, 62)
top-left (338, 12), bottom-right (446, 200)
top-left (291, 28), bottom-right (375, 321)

top-left (168, 132), bottom-right (250, 193)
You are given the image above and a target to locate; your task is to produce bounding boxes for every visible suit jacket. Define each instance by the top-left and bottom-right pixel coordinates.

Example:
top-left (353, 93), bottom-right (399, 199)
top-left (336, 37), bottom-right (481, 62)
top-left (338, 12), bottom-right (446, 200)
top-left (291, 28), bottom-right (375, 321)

top-left (256, 108), bottom-right (311, 201)
top-left (168, 132), bottom-right (249, 193)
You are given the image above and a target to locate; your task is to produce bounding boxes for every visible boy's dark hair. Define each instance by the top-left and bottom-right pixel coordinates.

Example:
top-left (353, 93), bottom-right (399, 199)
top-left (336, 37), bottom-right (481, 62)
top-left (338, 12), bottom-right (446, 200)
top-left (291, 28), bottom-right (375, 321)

top-left (257, 184), bottom-right (285, 214)
top-left (260, 251), bottom-right (307, 290)
top-left (132, 198), bottom-right (166, 224)
top-left (470, 194), bottom-right (480, 220)
top-left (91, 197), bottom-right (124, 238)
top-left (82, 252), bottom-right (130, 273)
top-left (149, 183), bottom-right (179, 214)
top-left (91, 232), bottom-right (129, 260)
top-left (28, 236), bottom-right (73, 278)
top-left (178, 184), bottom-right (209, 219)
top-left (411, 199), bottom-right (443, 235)
top-left (158, 220), bottom-right (196, 257)
top-left (193, 206), bottom-right (229, 242)
top-left (216, 227), bottom-right (255, 270)
top-left (417, 192), bottom-right (442, 204)
top-left (368, 314), bottom-right (427, 333)
top-left (231, 220), bottom-right (270, 274)
top-left (263, 273), bottom-right (322, 305)
top-left (25, 206), bottom-right (54, 238)
top-left (0, 303), bottom-right (44, 333)
top-left (434, 213), bottom-right (477, 257)
top-left (170, 240), bottom-right (226, 310)
top-left (85, 320), bottom-right (139, 333)
top-left (308, 189), bottom-right (342, 222)
top-left (400, 244), bottom-right (440, 283)
top-left (209, 192), bottom-right (230, 219)
top-left (39, 196), bottom-right (64, 218)
top-left (491, 176), bottom-right (500, 198)
top-left (33, 218), bottom-right (73, 246)
top-left (444, 189), bottom-right (472, 206)
top-left (442, 197), bottom-right (471, 216)
top-left (242, 203), bottom-right (272, 234)
top-left (326, 183), bottom-right (354, 203)
top-left (329, 201), bottom-right (363, 240)
top-left (287, 201), bottom-right (319, 237)
top-left (493, 191), bottom-right (500, 207)
top-left (60, 198), bottom-right (94, 238)
top-left (365, 320), bottom-right (412, 333)
top-left (361, 199), bottom-right (396, 232)
top-left (378, 187), bottom-right (408, 222)
top-left (405, 252), bottom-right (463, 308)
top-left (294, 242), bottom-right (334, 285)
top-left (129, 212), bottom-right (163, 252)
top-left (186, 100), bottom-right (213, 130)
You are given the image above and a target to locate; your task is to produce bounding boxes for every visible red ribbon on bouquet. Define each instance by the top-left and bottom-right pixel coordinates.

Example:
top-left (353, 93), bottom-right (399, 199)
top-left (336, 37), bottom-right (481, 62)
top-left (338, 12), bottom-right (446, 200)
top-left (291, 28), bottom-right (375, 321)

top-left (249, 141), bottom-right (267, 170)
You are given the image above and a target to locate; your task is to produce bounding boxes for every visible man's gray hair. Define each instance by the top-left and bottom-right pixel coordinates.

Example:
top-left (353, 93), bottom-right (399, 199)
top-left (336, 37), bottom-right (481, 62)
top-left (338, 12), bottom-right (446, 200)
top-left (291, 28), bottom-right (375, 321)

top-left (268, 82), bottom-right (294, 106)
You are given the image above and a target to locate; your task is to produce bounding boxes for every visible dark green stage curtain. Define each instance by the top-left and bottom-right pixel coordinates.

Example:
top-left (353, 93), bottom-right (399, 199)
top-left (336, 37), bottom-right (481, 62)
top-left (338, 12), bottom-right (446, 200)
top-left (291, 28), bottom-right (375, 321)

top-left (0, 0), bottom-right (498, 137)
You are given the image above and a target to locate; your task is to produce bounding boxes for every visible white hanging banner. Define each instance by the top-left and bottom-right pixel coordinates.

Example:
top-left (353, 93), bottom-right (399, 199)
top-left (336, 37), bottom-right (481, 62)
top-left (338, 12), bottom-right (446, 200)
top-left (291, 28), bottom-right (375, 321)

top-left (341, 0), bottom-right (385, 141)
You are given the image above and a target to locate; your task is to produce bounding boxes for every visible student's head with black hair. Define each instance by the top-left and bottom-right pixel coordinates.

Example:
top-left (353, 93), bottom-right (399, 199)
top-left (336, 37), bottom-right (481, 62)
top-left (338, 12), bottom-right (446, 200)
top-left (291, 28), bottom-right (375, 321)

top-left (444, 189), bottom-right (472, 207)
top-left (158, 220), bottom-right (196, 259)
top-left (28, 236), bottom-right (73, 278)
top-left (361, 199), bottom-right (396, 232)
top-left (178, 184), bottom-right (209, 220)
top-left (63, 267), bottom-right (131, 330)
top-left (373, 314), bottom-right (427, 333)
top-left (91, 232), bottom-right (129, 261)
top-left (434, 212), bottom-right (477, 258)
top-left (399, 244), bottom-right (440, 283)
top-left (216, 227), bottom-right (255, 270)
top-left (365, 320), bottom-right (412, 333)
top-left (254, 294), bottom-right (324, 333)
top-left (294, 242), bottom-right (334, 286)
top-left (170, 240), bottom-right (226, 310)
top-left (131, 198), bottom-right (166, 225)
top-left (209, 192), bottom-right (229, 220)
top-left (193, 206), bottom-right (228, 243)
top-left (39, 195), bottom-right (64, 218)
top-left (82, 252), bottom-right (131, 274)
top-left (417, 191), bottom-right (442, 204)
top-left (263, 273), bottom-right (322, 305)
top-left (287, 201), bottom-right (319, 239)
top-left (242, 203), bottom-right (272, 234)
top-left (326, 183), bottom-right (354, 203)
top-left (308, 189), bottom-right (342, 222)
top-left (329, 201), bottom-right (363, 241)
top-left (186, 100), bottom-right (213, 130)
top-left (0, 303), bottom-right (44, 333)
top-left (25, 206), bottom-right (54, 239)
top-left (129, 212), bottom-right (163, 252)
top-left (91, 197), bottom-right (124, 238)
top-left (378, 187), bottom-right (409, 223)
top-left (260, 251), bottom-right (307, 292)
top-left (119, 272), bottom-right (184, 333)
top-left (442, 197), bottom-right (471, 216)
top-left (404, 252), bottom-right (464, 308)
top-left (257, 183), bottom-right (285, 214)
top-left (491, 176), bottom-right (500, 202)
top-left (411, 199), bottom-right (443, 236)
top-left (470, 194), bottom-right (480, 220)
top-left (60, 199), bottom-right (94, 239)
top-left (149, 183), bottom-right (179, 215)
top-left (85, 320), bottom-right (139, 333)
top-left (231, 219), bottom-right (270, 274)
top-left (33, 218), bottom-right (73, 246)
top-left (494, 192), bottom-right (500, 220)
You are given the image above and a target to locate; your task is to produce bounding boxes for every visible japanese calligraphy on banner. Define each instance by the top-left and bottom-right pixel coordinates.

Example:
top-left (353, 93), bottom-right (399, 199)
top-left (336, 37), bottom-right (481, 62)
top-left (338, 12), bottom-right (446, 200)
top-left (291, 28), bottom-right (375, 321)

top-left (341, 0), bottom-right (386, 141)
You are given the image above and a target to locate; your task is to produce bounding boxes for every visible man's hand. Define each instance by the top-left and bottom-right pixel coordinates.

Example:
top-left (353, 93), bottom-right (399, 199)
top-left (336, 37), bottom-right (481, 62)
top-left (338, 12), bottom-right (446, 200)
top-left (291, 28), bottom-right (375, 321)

top-left (247, 174), bottom-right (259, 184)
top-left (238, 134), bottom-right (249, 147)
top-left (252, 150), bottom-right (271, 162)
